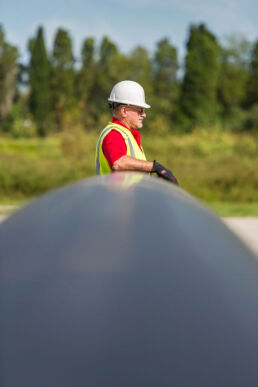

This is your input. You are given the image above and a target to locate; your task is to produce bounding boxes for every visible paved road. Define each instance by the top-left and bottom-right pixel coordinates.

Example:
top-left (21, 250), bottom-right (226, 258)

top-left (0, 214), bottom-right (9, 223)
top-left (0, 212), bottom-right (257, 257)
top-left (222, 217), bottom-right (258, 257)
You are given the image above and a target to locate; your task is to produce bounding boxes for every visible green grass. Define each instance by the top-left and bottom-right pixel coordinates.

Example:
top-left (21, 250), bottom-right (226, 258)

top-left (0, 197), bottom-right (31, 214)
top-left (0, 137), bottom-right (62, 159)
top-left (0, 206), bottom-right (19, 215)
top-left (0, 129), bottom-right (257, 214)
top-left (206, 202), bottom-right (258, 217)
top-left (0, 197), bottom-right (30, 206)
top-left (143, 129), bottom-right (258, 203)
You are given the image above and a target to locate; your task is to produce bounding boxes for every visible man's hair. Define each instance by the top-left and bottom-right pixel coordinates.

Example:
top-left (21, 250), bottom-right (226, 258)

top-left (108, 102), bottom-right (125, 113)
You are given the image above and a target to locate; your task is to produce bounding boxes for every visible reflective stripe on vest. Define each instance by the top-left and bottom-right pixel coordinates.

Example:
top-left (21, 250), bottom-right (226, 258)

top-left (96, 125), bottom-right (138, 175)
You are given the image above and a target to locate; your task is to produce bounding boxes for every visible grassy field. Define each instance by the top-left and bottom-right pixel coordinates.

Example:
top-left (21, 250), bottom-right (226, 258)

top-left (206, 202), bottom-right (258, 217)
top-left (0, 128), bottom-right (257, 216)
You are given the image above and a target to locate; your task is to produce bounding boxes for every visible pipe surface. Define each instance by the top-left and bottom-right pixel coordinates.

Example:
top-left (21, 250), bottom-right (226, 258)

top-left (1, 172), bottom-right (258, 386)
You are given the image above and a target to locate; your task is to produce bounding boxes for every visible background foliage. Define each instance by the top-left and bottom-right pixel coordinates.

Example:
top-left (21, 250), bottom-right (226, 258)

top-left (0, 130), bottom-right (257, 204)
top-left (0, 22), bottom-right (257, 208)
top-left (0, 22), bottom-right (257, 135)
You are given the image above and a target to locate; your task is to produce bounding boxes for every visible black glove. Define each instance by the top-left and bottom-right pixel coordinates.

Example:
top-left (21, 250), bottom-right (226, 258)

top-left (151, 160), bottom-right (179, 185)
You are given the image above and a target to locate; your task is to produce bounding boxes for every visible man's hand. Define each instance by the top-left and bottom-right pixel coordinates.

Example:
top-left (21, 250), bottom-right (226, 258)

top-left (151, 160), bottom-right (179, 185)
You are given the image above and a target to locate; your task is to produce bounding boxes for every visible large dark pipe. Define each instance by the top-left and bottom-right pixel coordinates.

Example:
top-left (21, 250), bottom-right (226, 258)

top-left (1, 173), bottom-right (258, 386)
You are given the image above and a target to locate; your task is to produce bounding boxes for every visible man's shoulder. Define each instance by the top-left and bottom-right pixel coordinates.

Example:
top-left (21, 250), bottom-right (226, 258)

top-left (101, 122), bottom-right (122, 133)
top-left (103, 128), bottom-right (125, 143)
top-left (101, 122), bottom-right (131, 135)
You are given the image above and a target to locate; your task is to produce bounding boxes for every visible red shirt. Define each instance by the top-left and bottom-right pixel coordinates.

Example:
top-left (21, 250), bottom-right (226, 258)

top-left (102, 118), bottom-right (143, 169)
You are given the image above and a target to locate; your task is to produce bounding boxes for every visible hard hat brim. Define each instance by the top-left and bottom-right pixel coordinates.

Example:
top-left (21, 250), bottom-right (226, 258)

top-left (108, 98), bottom-right (151, 109)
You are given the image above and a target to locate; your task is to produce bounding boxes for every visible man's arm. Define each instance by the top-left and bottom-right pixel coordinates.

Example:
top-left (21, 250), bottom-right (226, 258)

top-left (112, 157), bottom-right (179, 185)
top-left (112, 155), bottom-right (154, 172)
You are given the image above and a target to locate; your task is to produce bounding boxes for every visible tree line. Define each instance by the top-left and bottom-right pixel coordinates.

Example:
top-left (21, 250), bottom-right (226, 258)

top-left (0, 22), bottom-right (258, 137)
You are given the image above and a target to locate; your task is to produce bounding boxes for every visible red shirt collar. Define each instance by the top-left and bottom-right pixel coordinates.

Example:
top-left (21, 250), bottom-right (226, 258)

top-left (112, 118), bottom-right (135, 132)
top-left (111, 117), bottom-right (142, 149)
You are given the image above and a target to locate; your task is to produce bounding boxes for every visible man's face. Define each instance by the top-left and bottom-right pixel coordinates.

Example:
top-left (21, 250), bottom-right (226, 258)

top-left (123, 105), bottom-right (146, 129)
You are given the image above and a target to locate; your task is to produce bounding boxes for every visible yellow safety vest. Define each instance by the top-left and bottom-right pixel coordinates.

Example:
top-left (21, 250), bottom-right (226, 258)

top-left (96, 122), bottom-right (146, 175)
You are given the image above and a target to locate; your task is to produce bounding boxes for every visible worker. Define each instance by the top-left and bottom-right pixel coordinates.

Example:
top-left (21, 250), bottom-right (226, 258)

top-left (95, 80), bottom-right (178, 184)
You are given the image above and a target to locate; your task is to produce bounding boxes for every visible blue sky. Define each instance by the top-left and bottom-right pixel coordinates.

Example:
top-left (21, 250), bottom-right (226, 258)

top-left (1, 0), bottom-right (257, 64)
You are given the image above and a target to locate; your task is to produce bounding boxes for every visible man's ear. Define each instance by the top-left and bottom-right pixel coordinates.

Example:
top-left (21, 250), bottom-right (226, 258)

top-left (120, 105), bottom-right (127, 118)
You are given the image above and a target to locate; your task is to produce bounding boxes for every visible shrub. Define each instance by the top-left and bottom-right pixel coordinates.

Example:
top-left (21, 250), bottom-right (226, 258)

top-left (60, 127), bottom-right (88, 161)
top-left (145, 114), bottom-right (170, 135)
top-left (244, 104), bottom-right (258, 132)
top-left (2, 104), bottom-right (37, 138)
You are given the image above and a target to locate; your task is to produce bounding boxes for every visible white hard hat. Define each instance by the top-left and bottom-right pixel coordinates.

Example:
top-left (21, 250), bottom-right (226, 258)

top-left (108, 80), bottom-right (151, 109)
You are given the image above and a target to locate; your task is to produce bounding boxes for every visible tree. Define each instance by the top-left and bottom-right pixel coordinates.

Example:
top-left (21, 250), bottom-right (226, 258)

top-left (77, 38), bottom-right (95, 103)
top-left (128, 46), bottom-right (153, 97)
top-left (125, 46), bottom-right (155, 126)
top-left (218, 35), bottom-right (250, 117)
top-left (96, 36), bottom-right (119, 101)
top-left (76, 38), bottom-right (96, 128)
top-left (246, 40), bottom-right (258, 107)
top-left (92, 36), bottom-right (130, 124)
top-left (180, 23), bottom-right (221, 129)
top-left (0, 25), bottom-right (19, 124)
top-left (152, 38), bottom-right (178, 121)
top-left (50, 28), bottom-right (75, 130)
top-left (28, 26), bottom-right (51, 135)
